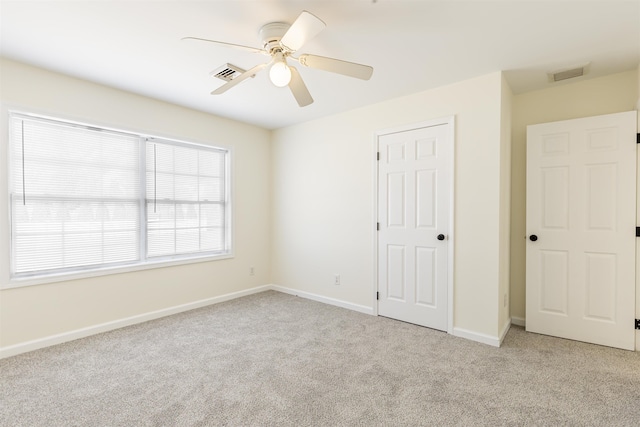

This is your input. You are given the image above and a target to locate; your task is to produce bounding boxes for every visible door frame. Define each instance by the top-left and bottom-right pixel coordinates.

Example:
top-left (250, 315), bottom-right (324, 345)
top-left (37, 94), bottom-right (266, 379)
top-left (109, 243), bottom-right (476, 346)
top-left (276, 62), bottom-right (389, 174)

top-left (372, 115), bottom-right (456, 334)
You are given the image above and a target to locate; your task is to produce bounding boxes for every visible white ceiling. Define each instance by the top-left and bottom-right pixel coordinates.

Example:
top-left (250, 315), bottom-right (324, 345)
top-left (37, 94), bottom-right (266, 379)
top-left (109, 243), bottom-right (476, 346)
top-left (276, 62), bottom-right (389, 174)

top-left (1, 0), bottom-right (639, 130)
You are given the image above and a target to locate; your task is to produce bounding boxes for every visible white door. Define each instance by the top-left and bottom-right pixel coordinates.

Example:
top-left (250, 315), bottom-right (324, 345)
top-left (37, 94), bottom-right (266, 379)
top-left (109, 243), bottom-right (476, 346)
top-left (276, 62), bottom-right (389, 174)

top-left (377, 122), bottom-right (451, 331)
top-left (526, 111), bottom-right (636, 350)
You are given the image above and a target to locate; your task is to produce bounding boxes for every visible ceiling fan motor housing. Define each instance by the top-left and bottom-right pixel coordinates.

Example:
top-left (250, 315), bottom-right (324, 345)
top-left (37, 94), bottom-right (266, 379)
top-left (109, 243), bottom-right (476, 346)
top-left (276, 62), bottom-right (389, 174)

top-left (259, 22), bottom-right (290, 53)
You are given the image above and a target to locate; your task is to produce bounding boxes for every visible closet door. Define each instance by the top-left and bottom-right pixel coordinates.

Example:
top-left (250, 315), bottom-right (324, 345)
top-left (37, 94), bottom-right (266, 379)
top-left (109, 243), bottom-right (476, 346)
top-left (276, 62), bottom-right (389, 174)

top-left (526, 111), bottom-right (636, 350)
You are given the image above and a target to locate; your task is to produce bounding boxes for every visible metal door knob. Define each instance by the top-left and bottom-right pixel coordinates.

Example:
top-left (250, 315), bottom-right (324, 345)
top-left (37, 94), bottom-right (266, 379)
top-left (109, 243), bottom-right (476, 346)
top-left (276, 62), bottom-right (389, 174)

top-left (437, 234), bottom-right (445, 241)
top-left (529, 234), bottom-right (538, 242)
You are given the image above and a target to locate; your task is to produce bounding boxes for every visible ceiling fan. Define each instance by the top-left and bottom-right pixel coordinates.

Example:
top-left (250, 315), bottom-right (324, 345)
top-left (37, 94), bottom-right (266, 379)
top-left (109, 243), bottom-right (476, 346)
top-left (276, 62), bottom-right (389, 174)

top-left (183, 11), bottom-right (374, 107)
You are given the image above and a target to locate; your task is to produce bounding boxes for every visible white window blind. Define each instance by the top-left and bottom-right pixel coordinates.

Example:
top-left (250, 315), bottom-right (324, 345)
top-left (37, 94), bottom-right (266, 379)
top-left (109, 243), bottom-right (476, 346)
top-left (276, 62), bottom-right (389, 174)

top-left (8, 113), bottom-right (230, 281)
top-left (10, 115), bottom-right (141, 276)
top-left (146, 140), bottom-right (227, 258)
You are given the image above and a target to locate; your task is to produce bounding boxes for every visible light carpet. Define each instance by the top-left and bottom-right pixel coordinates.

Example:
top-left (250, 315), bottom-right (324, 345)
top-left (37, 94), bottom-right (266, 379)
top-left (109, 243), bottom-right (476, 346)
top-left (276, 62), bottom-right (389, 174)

top-left (1, 290), bottom-right (639, 426)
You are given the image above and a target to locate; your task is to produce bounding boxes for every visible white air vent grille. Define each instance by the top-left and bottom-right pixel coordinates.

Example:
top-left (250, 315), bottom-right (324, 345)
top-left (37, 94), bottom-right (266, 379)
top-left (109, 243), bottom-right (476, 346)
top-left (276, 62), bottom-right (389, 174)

top-left (210, 64), bottom-right (248, 82)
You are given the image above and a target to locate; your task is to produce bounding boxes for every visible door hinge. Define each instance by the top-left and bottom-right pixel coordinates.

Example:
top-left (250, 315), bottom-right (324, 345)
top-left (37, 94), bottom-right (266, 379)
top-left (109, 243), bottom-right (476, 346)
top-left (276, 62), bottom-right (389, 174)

top-left (637, 133), bottom-right (640, 144)
top-left (376, 292), bottom-right (379, 300)
top-left (377, 152), bottom-right (380, 161)
top-left (377, 222), bottom-right (380, 231)
top-left (635, 319), bottom-right (640, 330)
top-left (636, 227), bottom-right (640, 237)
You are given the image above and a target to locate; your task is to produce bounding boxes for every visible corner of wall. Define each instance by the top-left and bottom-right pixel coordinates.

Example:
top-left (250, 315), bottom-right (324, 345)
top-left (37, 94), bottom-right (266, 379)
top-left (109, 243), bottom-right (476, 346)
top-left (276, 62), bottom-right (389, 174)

top-left (498, 73), bottom-right (513, 334)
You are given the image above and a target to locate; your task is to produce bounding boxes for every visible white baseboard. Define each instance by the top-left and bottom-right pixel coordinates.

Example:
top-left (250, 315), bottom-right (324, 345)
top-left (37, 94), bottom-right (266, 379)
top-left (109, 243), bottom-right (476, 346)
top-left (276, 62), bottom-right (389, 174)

top-left (0, 285), bottom-right (271, 359)
top-left (273, 285), bottom-right (514, 348)
top-left (511, 316), bottom-right (525, 327)
top-left (452, 327), bottom-right (501, 347)
top-left (499, 319), bottom-right (511, 346)
top-left (452, 320), bottom-right (510, 348)
top-left (269, 284), bottom-right (375, 315)
top-left (1, 283), bottom-right (523, 358)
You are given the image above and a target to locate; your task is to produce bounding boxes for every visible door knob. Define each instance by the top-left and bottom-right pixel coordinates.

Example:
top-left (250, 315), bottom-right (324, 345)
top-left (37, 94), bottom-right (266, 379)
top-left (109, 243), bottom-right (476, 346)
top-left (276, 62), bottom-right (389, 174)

top-left (529, 234), bottom-right (538, 242)
top-left (437, 234), bottom-right (446, 241)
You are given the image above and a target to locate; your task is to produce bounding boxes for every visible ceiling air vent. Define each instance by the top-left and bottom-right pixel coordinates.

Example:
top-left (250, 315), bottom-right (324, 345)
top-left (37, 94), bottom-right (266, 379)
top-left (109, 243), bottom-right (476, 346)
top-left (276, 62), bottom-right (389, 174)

top-left (210, 63), bottom-right (250, 82)
top-left (552, 67), bottom-right (583, 81)
top-left (548, 63), bottom-right (590, 83)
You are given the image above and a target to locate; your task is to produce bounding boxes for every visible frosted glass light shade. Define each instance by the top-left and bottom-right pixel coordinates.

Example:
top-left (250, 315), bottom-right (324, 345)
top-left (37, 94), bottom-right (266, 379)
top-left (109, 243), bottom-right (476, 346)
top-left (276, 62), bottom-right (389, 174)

top-left (269, 62), bottom-right (292, 87)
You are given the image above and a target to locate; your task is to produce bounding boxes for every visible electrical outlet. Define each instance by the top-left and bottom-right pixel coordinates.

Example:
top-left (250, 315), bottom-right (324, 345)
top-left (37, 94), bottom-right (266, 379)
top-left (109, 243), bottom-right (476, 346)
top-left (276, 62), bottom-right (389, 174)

top-left (250, 267), bottom-right (255, 276)
top-left (334, 274), bottom-right (340, 285)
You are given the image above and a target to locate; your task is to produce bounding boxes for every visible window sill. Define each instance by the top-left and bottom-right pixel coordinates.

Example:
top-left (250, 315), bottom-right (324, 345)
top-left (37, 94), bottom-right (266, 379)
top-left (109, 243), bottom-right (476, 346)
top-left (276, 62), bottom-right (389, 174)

top-left (2, 253), bottom-right (234, 290)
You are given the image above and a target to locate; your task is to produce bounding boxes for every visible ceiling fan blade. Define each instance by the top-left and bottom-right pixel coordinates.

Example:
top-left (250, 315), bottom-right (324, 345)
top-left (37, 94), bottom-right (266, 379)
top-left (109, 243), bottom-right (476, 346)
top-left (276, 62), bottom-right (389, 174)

top-left (211, 62), bottom-right (269, 95)
top-left (297, 54), bottom-right (373, 80)
top-left (288, 67), bottom-right (313, 107)
top-left (182, 37), bottom-right (266, 55)
top-left (280, 11), bottom-right (326, 52)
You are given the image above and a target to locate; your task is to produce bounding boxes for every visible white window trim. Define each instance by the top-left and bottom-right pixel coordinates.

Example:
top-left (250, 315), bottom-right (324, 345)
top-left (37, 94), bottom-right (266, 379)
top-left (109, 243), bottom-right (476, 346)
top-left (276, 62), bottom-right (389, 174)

top-left (3, 110), bottom-right (234, 289)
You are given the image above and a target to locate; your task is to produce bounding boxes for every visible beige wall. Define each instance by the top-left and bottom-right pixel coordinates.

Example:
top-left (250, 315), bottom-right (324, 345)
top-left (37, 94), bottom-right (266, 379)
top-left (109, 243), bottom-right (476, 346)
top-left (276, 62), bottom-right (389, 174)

top-left (509, 69), bottom-right (639, 323)
top-left (271, 72), bottom-right (509, 341)
top-left (0, 59), bottom-right (272, 348)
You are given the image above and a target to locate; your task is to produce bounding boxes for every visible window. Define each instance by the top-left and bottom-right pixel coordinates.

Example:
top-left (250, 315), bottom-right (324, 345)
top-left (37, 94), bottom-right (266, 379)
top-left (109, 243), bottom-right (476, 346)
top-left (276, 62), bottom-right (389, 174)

top-left (8, 112), bottom-right (230, 281)
top-left (146, 140), bottom-right (227, 258)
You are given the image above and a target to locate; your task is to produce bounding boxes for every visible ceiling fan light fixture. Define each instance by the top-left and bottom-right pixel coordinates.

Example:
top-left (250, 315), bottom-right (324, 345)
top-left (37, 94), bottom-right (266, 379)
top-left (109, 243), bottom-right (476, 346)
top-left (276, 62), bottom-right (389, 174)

top-left (269, 61), bottom-right (292, 87)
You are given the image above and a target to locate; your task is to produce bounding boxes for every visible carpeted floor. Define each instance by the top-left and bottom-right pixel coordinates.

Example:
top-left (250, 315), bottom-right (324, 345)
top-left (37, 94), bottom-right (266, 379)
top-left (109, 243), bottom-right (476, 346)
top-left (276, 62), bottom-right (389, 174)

top-left (1, 290), bottom-right (639, 426)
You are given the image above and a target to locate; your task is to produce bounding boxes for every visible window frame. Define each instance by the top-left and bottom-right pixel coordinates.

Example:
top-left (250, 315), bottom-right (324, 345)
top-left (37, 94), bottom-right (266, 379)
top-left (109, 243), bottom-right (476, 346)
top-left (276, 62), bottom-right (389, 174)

top-left (143, 136), bottom-right (231, 261)
top-left (4, 111), bottom-right (233, 289)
